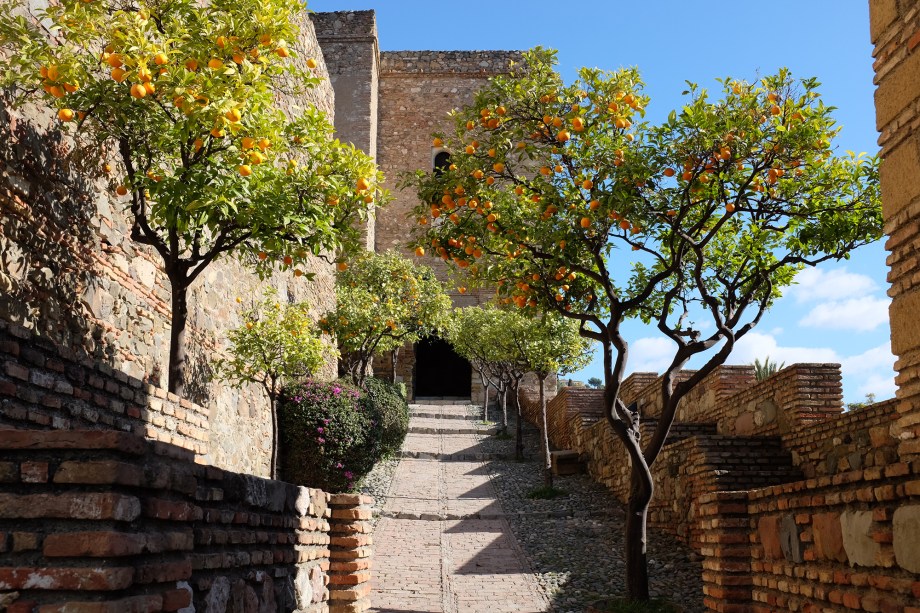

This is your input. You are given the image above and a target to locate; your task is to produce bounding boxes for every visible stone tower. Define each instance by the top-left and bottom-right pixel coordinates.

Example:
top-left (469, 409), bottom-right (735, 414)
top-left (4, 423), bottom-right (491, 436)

top-left (314, 10), bottom-right (522, 401)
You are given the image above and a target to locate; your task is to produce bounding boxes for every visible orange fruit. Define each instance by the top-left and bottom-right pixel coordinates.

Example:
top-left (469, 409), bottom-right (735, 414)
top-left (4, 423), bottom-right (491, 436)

top-left (241, 137), bottom-right (256, 150)
top-left (770, 105), bottom-right (781, 116)
top-left (582, 179), bottom-right (593, 190)
top-left (238, 165), bottom-right (252, 176)
top-left (681, 171), bottom-right (693, 181)
top-left (143, 82), bottom-right (155, 95)
top-left (357, 177), bottom-right (370, 191)
top-left (137, 68), bottom-right (152, 83)
top-left (472, 169), bottom-right (484, 180)
top-left (663, 168), bottom-right (676, 177)
top-left (337, 262), bottom-right (348, 272)
top-left (257, 138), bottom-right (270, 151)
top-left (57, 108), bottom-right (74, 122)
top-left (493, 162), bottom-right (505, 173)
top-left (207, 58), bottom-right (223, 70)
top-left (225, 108), bottom-right (242, 122)
top-left (571, 117), bottom-right (585, 132)
top-left (115, 185), bottom-right (128, 196)
top-left (130, 83), bottom-right (147, 99)
top-left (154, 53), bottom-right (169, 66)
top-left (496, 106), bottom-right (507, 116)
top-left (556, 130), bottom-right (570, 142)
top-left (307, 58), bottom-right (318, 69)
top-left (589, 200), bottom-right (600, 210)
top-left (414, 246), bottom-right (425, 257)
top-left (185, 58), bottom-right (199, 71)
top-left (106, 54), bottom-right (123, 68)
top-left (433, 137), bottom-right (443, 147)
top-left (580, 217), bottom-right (591, 228)
top-left (111, 68), bottom-right (128, 82)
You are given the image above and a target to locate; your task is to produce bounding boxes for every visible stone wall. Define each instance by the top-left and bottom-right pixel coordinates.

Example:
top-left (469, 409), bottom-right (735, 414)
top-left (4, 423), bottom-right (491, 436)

top-left (0, 4), bottom-right (339, 477)
top-left (312, 10), bottom-right (378, 251)
top-left (374, 51), bottom-right (522, 400)
top-left (0, 429), bottom-right (373, 613)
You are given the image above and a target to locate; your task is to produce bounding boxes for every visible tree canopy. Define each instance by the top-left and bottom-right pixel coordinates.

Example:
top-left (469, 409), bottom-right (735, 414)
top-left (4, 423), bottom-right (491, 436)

top-left (0, 0), bottom-right (383, 392)
top-left (319, 251), bottom-right (451, 385)
top-left (406, 47), bottom-right (881, 599)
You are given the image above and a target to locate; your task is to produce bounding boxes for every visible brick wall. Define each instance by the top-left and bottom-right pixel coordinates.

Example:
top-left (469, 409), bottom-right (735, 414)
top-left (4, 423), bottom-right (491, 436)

top-left (0, 429), bottom-right (373, 613)
top-left (0, 3), bottom-right (339, 478)
top-left (871, 0), bottom-right (920, 464)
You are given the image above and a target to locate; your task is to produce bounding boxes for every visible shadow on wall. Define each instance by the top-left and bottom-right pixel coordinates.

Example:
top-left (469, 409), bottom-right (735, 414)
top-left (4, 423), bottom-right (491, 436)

top-left (0, 97), bottom-right (113, 367)
top-left (0, 429), bottom-right (338, 612)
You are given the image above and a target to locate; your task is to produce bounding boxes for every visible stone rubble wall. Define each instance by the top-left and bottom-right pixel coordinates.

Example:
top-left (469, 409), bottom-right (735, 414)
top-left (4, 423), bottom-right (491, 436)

top-left (0, 428), bottom-right (373, 613)
top-left (0, 4), bottom-right (339, 478)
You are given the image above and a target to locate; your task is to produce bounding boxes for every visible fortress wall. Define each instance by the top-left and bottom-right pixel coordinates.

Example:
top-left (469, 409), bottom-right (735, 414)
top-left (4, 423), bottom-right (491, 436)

top-left (0, 4), bottom-right (338, 477)
top-left (313, 10), bottom-right (379, 251)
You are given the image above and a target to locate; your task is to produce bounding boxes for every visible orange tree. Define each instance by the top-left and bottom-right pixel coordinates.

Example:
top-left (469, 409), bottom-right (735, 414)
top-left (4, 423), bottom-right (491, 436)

top-left (0, 0), bottom-right (382, 395)
top-left (319, 251), bottom-right (451, 386)
top-left (406, 48), bottom-right (881, 600)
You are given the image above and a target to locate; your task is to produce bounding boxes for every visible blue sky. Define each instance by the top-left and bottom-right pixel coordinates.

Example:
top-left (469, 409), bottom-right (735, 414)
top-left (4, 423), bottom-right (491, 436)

top-left (310, 1), bottom-right (893, 404)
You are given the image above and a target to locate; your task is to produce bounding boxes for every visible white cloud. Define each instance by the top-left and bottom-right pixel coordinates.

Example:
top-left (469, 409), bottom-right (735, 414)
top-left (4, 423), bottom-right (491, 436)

top-left (841, 342), bottom-right (895, 374)
top-left (856, 374), bottom-right (897, 400)
top-left (789, 267), bottom-right (878, 303)
top-left (728, 331), bottom-right (839, 366)
top-left (798, 296), bottom-right (890, 332)
top-left (627, 337), bottom-right (678, 373)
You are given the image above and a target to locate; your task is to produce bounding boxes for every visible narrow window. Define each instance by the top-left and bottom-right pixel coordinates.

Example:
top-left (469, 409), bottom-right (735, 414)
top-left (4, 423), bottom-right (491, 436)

top-left (434, 151), bottom-right (451, 176)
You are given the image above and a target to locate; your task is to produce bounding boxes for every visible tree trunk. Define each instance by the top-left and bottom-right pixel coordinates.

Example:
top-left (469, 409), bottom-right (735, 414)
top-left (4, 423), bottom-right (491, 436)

top-left (269, 392), bottom-right (279, 480)
top-left (167, 276), bottom-right (189, 396)
top-left (539, 376), bottom-right (552, 488)
top-left (626, 467), bottom-right (652, 601)
top-left (515, 384), bottom-right (524, 461)
top-left (501, 385), bottom-right (508, 433)
top-left (482, 383), bottom-right (489, 422)
top-left (391, 348), bottom-right (399, 385)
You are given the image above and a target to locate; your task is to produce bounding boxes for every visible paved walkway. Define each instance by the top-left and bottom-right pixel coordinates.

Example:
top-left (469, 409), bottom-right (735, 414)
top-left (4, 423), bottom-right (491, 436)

top-left (371, 403), bottom-right (549, 613)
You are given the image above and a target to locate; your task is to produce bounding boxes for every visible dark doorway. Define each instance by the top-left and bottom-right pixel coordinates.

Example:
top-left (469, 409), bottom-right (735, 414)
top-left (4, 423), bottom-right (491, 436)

top-left (414, 336), bottom-right (472, 398)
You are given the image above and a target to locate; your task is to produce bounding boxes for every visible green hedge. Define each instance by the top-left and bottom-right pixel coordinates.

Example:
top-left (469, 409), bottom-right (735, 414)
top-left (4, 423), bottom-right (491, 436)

top-left (361, 377), bottom-right (410, 457)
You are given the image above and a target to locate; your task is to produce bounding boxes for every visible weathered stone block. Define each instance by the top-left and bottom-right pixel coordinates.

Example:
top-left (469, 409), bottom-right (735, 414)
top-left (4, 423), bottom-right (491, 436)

top-left (779, 513), bottom-right (803, 564)
top-left (841, 509), bottom-right (881, 567)
top-left (893, 504), bottom-right (920, 572)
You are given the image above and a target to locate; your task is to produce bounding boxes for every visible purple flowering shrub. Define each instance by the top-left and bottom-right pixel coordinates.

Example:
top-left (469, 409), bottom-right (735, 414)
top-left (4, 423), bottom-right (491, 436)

top-left (279, 379), bottom-right (382, 492)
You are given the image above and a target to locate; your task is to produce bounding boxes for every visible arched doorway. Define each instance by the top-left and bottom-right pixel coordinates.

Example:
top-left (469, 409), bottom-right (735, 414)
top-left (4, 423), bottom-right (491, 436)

top-left (414, 336), bottom-right (472, 398)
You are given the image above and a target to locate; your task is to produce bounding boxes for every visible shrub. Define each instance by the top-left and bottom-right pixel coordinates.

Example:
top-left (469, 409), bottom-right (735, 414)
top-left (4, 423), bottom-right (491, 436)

top-left (279, 379), bottom-right (381, 492)
top-left (361, 377), bottom-right (410, 456)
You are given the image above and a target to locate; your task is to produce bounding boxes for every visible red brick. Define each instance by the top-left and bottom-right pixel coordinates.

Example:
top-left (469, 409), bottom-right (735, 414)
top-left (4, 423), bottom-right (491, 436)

top-left (161, 588), bottom-right (192, 611)
top-left (43, 531), bottom-right (146, 557)
top-left (53, 461), bottom-right (142, 487)
top-left (328, 582), bottom-right (371, 601)
top-left (19, 461), bottom-right (48, 483)
top-left (37, 595), bottom-right (163, 613)
top-left (330, 508), bottom-right (372, 520)
top-left (11, 532), bottom-right (39, 552)
top-left (4, 362), bottom-right (29, 381)
top-left (0, 430), bottom-right (145, 454)
top-left (0, 567), bottom-right (134, 590)
top-left (0, 493), bottom-right (140, 521)
top-left (330, 534), bottom-right (372, 548)
top-left (328, 571), bottom-right (371, 585)
top-left (134, 560), bottom-right (192, 584)
top-left (6, 600), bottom-right (37, 613)
top-left (330, 559), bottom-right (371, 572)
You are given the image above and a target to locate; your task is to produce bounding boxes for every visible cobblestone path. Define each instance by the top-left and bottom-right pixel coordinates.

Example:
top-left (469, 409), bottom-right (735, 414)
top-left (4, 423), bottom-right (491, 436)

top-left (370, 402), bottom-right (549, 613)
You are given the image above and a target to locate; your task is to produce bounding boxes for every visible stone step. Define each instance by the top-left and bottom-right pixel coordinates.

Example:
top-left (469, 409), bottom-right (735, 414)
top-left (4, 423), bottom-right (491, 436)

top-left (409, 411), bottom-right (479, 420)
top-left (412, 398), bottom-right (472, 405)
top-left (398, 450), bottom-right (512, 462)
top-left (550, 450), bottom-right (585, 476)
top-left (408, 425), bottom-right (499, 435)
top-left (379, 508), bottom-right (617, 521)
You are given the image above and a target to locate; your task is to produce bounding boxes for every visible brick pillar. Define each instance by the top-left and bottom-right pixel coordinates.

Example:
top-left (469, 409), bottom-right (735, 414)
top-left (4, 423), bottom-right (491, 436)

top-left (698, 491), bottom-right (753, 613)
top-left (870, 0), bottom-right (920, 462)
top-left (327, 494), bottom-right (374, 613)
